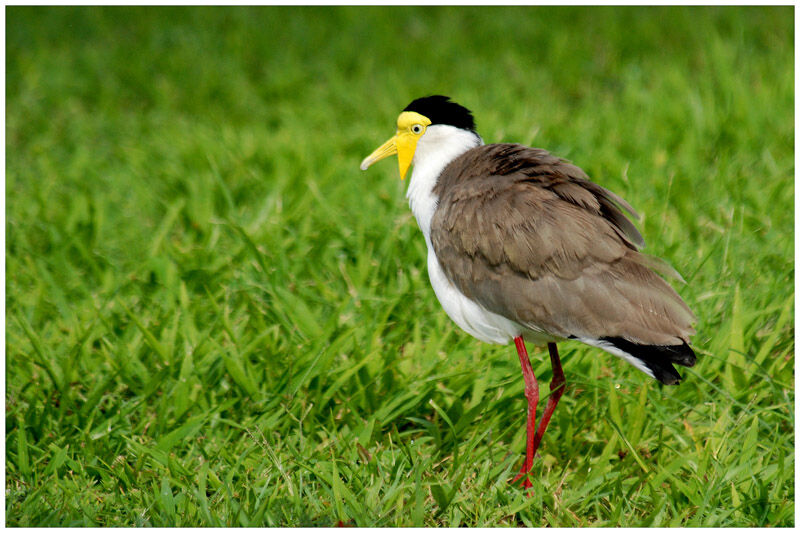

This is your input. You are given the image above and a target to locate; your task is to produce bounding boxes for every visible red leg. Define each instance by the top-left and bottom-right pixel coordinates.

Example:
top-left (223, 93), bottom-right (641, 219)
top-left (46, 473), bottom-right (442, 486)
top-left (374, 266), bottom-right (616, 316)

top-left (511, 336), bottom-right (539, 490)
top-left (532, 343), bottom-right (566, 453)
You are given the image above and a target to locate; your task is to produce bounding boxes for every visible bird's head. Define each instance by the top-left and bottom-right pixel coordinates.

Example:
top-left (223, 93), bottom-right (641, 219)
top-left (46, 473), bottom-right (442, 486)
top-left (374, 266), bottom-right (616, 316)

top-left (360, 95), bottom-right (477, 180)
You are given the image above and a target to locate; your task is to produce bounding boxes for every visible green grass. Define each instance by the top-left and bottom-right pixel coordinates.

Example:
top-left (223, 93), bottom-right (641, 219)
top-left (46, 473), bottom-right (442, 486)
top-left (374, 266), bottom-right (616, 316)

top-left (5, 6), bottom-right (794, 527)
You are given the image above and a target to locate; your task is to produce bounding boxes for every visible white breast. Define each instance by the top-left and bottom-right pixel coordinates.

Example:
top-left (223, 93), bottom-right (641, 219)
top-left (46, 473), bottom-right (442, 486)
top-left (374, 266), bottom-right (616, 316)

top-left (426, 251), bottom-right (522, 344)
top-left (405, 125), bottom-right (528, 345)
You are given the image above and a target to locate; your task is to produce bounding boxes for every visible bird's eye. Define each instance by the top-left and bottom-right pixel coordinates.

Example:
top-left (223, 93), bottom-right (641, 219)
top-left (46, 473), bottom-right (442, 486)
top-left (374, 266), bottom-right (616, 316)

top-left (411, 124), bottom-right (424, 134)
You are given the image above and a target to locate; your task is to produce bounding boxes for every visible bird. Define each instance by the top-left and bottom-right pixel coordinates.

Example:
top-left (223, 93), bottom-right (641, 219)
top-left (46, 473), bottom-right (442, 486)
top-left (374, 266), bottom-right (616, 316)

top-left (360, 95), bottom-right (696, 492)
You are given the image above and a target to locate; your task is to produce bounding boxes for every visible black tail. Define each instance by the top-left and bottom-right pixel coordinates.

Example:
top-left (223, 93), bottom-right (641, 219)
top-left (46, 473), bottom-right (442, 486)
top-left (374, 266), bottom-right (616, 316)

top-left (601, 337), bottom-right (696, 385)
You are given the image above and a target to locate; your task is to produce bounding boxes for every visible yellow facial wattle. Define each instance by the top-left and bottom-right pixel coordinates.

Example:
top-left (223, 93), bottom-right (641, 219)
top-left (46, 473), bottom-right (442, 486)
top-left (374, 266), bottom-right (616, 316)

top-left (360, 111), bottom-right (431, 180)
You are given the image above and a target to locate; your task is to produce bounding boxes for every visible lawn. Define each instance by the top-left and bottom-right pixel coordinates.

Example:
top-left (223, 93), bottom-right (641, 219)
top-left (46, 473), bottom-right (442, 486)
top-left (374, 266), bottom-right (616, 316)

top-left (5, 6), bottom-right (794, 526)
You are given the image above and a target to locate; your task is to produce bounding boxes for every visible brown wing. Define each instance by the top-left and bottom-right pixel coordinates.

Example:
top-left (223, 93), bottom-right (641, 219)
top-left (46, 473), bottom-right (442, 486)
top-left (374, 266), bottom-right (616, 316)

top-left (430, 144), bottom-right (695, 345)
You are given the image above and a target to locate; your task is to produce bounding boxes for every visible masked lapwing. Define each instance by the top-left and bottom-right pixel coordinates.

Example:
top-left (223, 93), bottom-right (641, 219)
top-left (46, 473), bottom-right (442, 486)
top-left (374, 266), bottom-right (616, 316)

top-left (360, 95), bottom-right (696, 491)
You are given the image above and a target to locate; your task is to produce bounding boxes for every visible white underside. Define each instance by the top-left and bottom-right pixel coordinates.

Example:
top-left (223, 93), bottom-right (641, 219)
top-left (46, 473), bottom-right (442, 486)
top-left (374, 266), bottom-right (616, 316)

top-left (426, 252), bottom-right (519, 344)
top-left (577, 338), bottom-right (656, 378)
top-left (426, 251), bottom-right (557, 345)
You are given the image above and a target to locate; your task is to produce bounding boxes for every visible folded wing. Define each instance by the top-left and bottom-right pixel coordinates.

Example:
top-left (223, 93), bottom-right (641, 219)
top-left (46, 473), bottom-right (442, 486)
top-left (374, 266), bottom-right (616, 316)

top-left (430, 144), bottom-right (696, 349)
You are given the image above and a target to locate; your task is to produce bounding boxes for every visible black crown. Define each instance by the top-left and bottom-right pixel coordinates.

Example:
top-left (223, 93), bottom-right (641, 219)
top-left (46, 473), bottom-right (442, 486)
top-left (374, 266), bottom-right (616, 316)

top-left (403, 95), bottom-right (476, 132)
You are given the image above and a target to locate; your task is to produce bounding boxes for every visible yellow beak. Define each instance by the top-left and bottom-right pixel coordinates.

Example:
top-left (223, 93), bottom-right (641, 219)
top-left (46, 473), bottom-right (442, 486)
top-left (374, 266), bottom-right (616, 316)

top-left (360, 136), bottom-right (397, 171)
top-left (360, 131), bottom-right (418, 180)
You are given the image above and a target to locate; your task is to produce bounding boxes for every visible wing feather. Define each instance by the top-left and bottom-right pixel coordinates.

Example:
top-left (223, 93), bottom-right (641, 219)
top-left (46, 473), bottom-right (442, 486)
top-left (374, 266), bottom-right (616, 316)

top-left (430, 144), bottom-right (694, 345)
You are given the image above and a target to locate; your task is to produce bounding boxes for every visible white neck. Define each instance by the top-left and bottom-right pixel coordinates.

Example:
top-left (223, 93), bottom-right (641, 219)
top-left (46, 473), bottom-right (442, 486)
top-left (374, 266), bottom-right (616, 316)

top-left (405, 125), bottom-right (483, 247)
